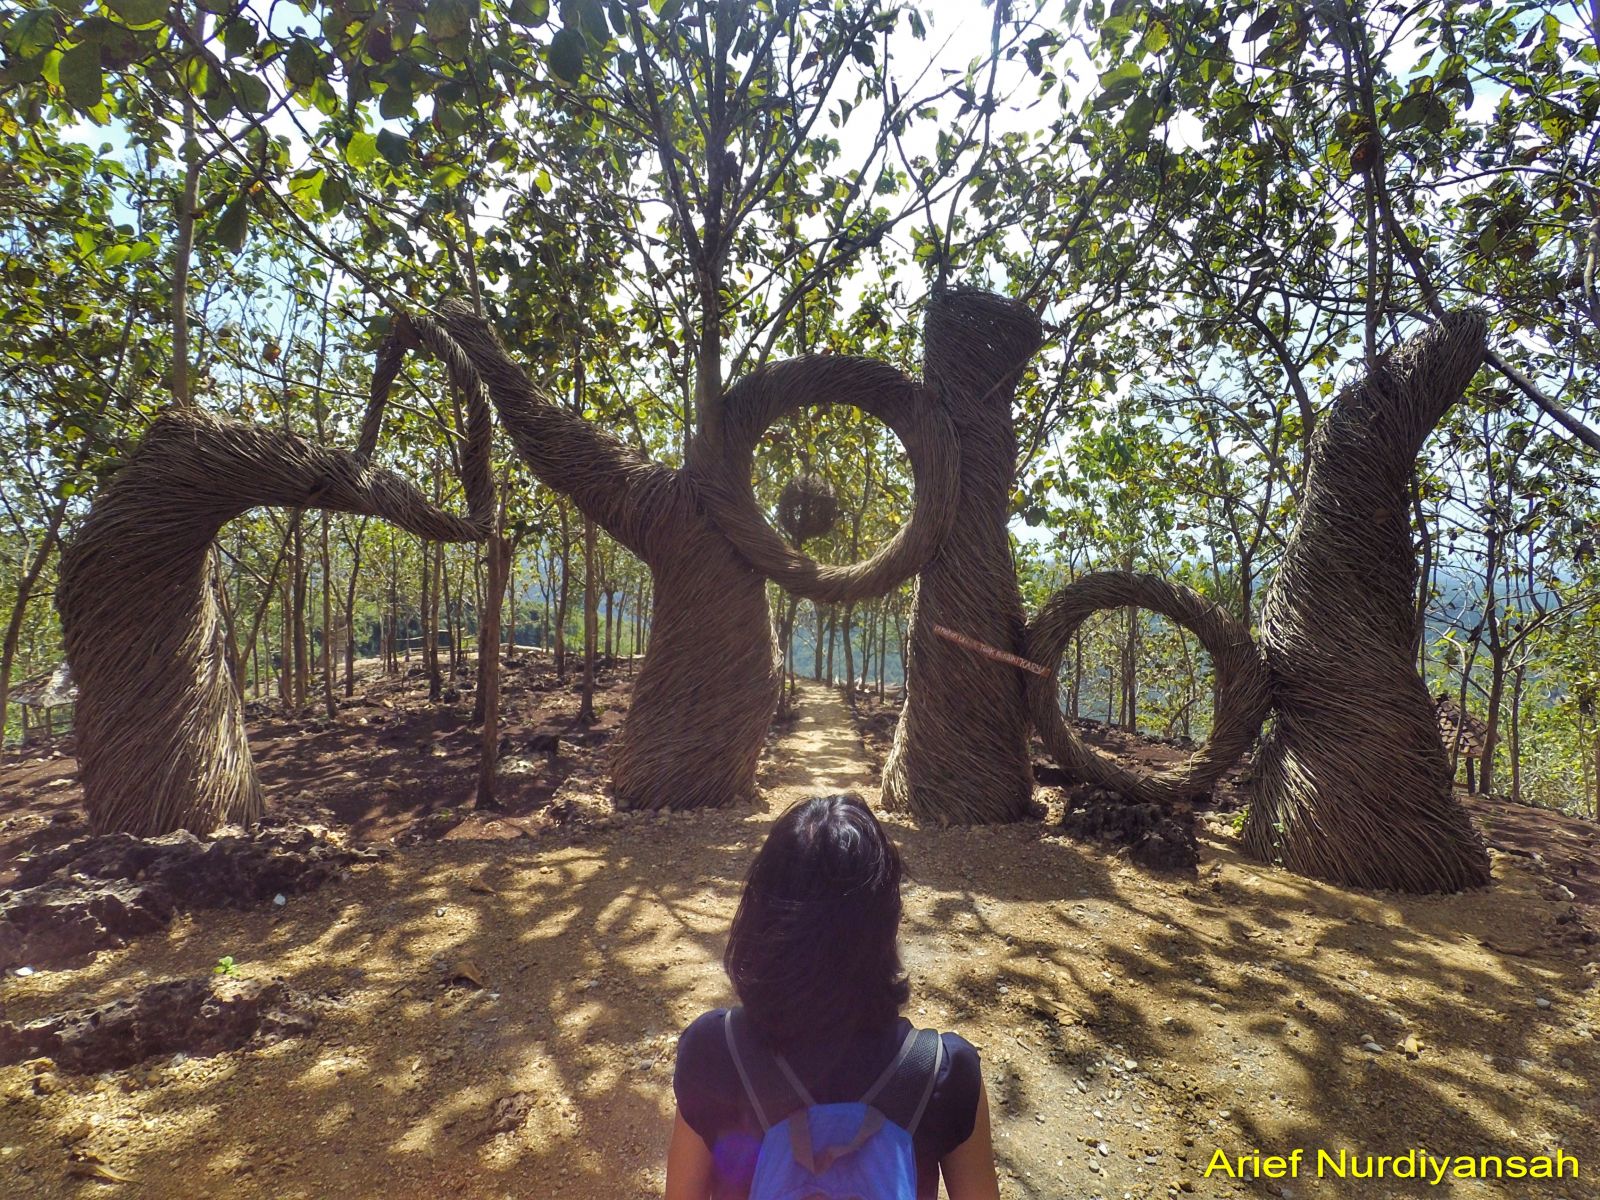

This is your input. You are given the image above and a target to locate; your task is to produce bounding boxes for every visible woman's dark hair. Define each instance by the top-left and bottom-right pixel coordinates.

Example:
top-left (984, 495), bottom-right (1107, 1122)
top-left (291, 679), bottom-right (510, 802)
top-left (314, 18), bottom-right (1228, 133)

top-left (724, 794), bottom-right (910, 1047)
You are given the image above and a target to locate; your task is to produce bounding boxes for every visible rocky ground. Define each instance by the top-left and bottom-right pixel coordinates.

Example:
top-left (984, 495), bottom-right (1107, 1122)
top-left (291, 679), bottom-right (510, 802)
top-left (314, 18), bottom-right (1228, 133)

top-left (0, 662), bottom-right (1596, 1199)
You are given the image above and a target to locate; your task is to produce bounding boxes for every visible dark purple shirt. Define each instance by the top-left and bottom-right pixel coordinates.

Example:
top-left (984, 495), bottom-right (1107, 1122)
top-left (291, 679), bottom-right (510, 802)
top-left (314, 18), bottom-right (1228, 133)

top-left (673, 1007), bottom-right (983, 1199)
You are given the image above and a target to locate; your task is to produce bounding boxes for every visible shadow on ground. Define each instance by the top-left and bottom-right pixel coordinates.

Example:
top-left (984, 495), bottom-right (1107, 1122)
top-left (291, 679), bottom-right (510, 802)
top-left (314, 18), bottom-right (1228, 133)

top-left (0, 682), bottom-right (1594, 1199)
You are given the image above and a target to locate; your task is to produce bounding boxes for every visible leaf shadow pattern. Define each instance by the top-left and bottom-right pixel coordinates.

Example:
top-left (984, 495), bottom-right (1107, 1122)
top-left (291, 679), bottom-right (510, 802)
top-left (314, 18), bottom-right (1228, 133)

top-left (0, 683), bottom-right (1594, 1199)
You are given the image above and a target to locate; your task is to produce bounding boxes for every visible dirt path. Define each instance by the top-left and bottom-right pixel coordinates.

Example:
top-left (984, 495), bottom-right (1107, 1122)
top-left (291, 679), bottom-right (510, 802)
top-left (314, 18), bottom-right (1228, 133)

top-left (759, 682), bottom-right (881, 803)
top-left (1, 682), bottom-right (1596, 1199)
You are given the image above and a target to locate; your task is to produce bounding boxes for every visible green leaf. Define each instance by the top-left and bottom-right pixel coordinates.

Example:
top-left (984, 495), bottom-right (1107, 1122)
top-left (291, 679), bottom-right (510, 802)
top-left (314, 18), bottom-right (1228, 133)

top-left (1243, 7), bottom-right (1279, 42)
top-left (288, 168), bottom-right (325, 208)
top-left (375, 127), bottom-right (408, 166)
top-left (429, 162), bottom-right (468, 188)
top-left (424, 0), bottom-right (474, 41)
top-left (548, 26), bottom-right (584, 82)
top-left (59, 39), bottom-right (103, 110)
top-left (214, 198), bottom-right (248, 253)
top-left (284, 37), bottom-right (318, 88)
top-left (221, 16), bottom-right (257, 58)
top-left (231, 69), bottom-right (269, 113)
top-left (1093, 61), bottom-right (1140, 109)
top-left (320, 173), bottom-right (350, 215)
top-left (344, 130), bottom-right (378, 169)
top-left (534, 167), bottom-right (552, 194)
top-left (1390, 93), bottom-right (1428, 131)
top-left (204, 84), bottom-right (232, 120)
top-left (379, 80), bottom-right (412, 118)
top-left (104, 0), bottom-right (168, 27)
top-left (575, 0), bottom-right (608, 45)
top-left (508, 0), bottom-right (548, 24)
top-left (6, 8), bottom-right (60, 57)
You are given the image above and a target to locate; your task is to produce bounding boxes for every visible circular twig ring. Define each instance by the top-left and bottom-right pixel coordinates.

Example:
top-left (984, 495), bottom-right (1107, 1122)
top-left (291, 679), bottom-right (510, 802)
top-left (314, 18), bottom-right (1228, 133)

top-left (697, 355), bottom-right (960, 605)
top-left (1025, 572), bottom-right (1271, 804)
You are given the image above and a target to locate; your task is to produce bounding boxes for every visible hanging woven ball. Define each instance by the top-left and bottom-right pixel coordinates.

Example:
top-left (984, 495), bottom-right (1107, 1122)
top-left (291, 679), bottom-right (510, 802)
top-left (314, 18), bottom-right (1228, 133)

top-left (777, 471), bottom-right (839, 545)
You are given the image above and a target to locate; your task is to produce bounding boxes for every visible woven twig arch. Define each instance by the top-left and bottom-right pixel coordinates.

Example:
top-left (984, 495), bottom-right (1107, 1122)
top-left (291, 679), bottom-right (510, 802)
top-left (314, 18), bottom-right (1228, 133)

top-left (59, 393), bottom-right (492, 836)
top-left (1024, 571), bottom-right (1271, 805)
top-left (698, 355), bottom-right (960, 604)
top-left (389, 300), bottom-right (973, 810)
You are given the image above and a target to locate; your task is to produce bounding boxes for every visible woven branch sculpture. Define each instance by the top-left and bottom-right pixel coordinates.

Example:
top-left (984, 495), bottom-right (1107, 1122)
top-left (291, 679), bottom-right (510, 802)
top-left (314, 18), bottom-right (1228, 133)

top-left (1025, 572), bottom-right (1272, 804)
top-left (407, 293), bottom-right (981, 810)
top-left (58, 391), bottom-right (491, 836)
top-left (1244, 311), bottom-right (1493, 893)
top-left (881, 289), bottom-right (1044, 823)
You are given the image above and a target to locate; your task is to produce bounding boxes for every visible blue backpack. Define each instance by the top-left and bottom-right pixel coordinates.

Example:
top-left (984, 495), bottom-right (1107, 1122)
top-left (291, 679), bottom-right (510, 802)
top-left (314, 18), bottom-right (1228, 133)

top-left (724, 1007), bottom-right (944, 1200)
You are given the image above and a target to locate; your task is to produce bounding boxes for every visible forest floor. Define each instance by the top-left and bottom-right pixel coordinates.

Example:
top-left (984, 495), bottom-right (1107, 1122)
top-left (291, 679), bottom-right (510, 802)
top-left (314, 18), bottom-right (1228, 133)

top-left (0, 661), bottom-right (1597, 1199)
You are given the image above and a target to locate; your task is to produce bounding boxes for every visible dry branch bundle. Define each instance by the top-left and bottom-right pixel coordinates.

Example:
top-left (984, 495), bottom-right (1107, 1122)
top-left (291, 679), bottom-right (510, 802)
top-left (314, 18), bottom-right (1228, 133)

top-left (403, 300), bottom-right (966, 810)
top-left (776, 472), bottom-right (839, 545)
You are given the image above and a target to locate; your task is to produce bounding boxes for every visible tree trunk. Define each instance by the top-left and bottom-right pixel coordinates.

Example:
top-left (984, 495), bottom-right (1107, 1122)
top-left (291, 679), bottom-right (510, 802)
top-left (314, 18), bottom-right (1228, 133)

top-left (441, 552), bottom-right (459, 679)
top-left (875, 607), bottom-right (886, 700)
top-left (1128, 608), bottom-right (1140, 730)
top-left (1508, 664), bottom-right (1524, 804)
top-left (0, 495), bottom-right (68, 755)
top-left (504, 538), bottom-right (518, 662)
top-left (476, 521), bottom-right (508, 806)
top-left (540, 560), bottom-right (553, 652)
top-left (168, 12), bottom-right (206, 410)
top-left (1245, 312), bottom-right (1491, 893)
top-left (579, 517), bottom-right (599, 723)
top-left (423, 535), bottom-right (440, 700)
top-left (320, 512), bottom-right (336, 720)
top-left (555, 502), bottom-right (571, 680)
top-left (291, 521), bottom-right (308, 712)
top-left (813, 602), bottom-right (825, 681)
top-left (278, 566), bottom-right (292, 710)
top-left (1479, 644), bottom-right (1506, 797)
top-left (1592, 725), bottom-right (1599, 820)
top-left (841, 604), bottom-right (855, 702)
top-left (1106, 650), bottom-right (1116, 725)
top-left (343, 522), bottom-right (366, 697)
top-left (387, 544), bottom-right (399, 673)
top-left (882, 290), bottom-right (1043, 823)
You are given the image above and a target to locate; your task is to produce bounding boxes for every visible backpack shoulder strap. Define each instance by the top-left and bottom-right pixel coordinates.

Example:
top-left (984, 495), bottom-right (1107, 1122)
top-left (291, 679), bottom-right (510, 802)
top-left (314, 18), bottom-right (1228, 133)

top-left (723, 1007), bottom-right (813, 1133)
top-left (859, 1027), bottom-right (944, 1137)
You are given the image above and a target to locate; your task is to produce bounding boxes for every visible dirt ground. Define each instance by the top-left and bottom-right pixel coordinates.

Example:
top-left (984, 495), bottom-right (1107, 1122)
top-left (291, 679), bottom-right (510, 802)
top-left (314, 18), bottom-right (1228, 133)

top-left (1, 663), bottom-right (1597, 1199)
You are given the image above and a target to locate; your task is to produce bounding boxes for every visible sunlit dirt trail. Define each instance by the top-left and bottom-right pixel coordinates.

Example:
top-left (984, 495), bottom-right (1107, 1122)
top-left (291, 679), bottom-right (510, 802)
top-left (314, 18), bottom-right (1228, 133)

top-left (1, 681), bottom-right (1594, 1199)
